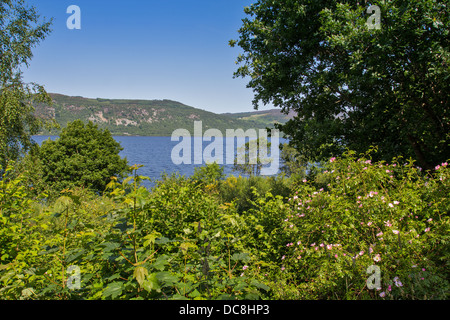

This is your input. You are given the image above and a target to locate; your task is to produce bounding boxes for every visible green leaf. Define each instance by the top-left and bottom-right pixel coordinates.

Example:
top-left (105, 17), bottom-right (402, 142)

top-left (245, 293), bottom-right (260, 300)
top-left (231, 252), bottom-right (250, 262)
top-left (143, 231), bottom-right (162, 248)
top-left (65, 249), bottom-right (85, 263)
top-left (101, 242), bottom-right (120, 252)
top-left (102, 282), bottom-right (123, 299)
top-left (21, 288), bottom-right (35, 299)
top-left (150, 255), bottom-right (169, 271)
top-left (250, 279), bottom-right (270, 291)
top-left (171, 293), bottom-right (190, 300)
top-left (142, 273), bottom-right (160, 293)
top-left (133, 266), bottom-right (148, 287)
top-left (154, 237), bottom-right (170, 245)
top-left (155, 271), bottom-right (179, 287)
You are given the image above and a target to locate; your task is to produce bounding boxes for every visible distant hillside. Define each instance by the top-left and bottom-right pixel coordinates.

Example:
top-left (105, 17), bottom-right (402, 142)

top-left (34, 94), bottom-right (292, 136)
top-left (223, 109), bottom-right (296, 128)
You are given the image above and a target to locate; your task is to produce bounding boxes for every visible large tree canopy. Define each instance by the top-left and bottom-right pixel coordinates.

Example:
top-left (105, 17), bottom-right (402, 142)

top-left (231, 0), bottom-right (449, 169)
top-left (38, 120), bottom-right (130, 194)
top-left (0, 0), bottom-right (53, 171)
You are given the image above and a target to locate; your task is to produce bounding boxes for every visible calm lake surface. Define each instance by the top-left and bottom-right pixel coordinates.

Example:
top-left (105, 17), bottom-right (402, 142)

top-left (32, 136), bottom-right (286, 188)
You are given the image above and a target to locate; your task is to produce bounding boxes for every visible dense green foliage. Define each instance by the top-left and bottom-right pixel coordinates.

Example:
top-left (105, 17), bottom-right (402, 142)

top-left (1, 152), bottom-right (448, 300)
top-left (0, 0), bottom-right (53, 171)
top-left (31, 120), bottom-right (130, 195)
top-left (231, 0), bottom-right (449, 170)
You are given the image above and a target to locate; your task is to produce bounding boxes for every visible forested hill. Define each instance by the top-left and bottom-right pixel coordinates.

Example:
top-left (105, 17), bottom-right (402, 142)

top-left (34, 93), bottom-right (293, 136)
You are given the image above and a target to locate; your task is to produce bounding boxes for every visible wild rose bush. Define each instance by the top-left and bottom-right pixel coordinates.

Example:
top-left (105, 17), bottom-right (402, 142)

top-left (278, 150), bottom-right (449, 299)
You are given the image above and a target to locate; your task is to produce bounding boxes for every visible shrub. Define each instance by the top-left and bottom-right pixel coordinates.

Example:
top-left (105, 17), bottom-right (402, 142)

top-left (218, 175), bottom-right (291, 214)
top-left (38, 120), bottom-right (130, 194)
top-left (277, 150), bottom-right (449, 299)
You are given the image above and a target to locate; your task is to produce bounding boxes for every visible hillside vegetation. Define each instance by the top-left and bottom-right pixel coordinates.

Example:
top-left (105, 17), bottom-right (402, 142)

top-left (34, 94), bottom-right (291, 136)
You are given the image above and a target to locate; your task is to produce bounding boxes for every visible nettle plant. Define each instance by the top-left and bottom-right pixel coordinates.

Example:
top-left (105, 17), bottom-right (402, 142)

top-left (279, 149), bottom-right (449, 299)
top-left (98, 166), bottom-right (269, 300)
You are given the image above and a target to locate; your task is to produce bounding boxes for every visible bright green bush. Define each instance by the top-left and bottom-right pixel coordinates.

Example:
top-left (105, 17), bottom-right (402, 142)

top-left (38, 120), bottom-right (130, 194)
top-left (277, 150), bottom-right (449, 299)
top-left (218, 175), bottom-right (291, 214)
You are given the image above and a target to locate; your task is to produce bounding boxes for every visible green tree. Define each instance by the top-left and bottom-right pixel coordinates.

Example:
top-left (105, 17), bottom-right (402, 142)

top-left (38, 120), bottom-right (130, 194)
top-left (279, 143), bottom-right (307, 177)
top-left (233, 138), bottom-right (272, 176)
top-left (231, 0), bottom-right (449, 170)
top-left (0, 0), bottom-right (53, 172)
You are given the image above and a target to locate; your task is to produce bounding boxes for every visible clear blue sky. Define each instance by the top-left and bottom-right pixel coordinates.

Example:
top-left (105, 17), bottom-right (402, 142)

top-left (21, 0), bottom-right (268, 114)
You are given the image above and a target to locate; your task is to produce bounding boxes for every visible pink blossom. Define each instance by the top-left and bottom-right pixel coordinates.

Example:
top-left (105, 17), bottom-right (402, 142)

top-left (327, 244), bottom-right (333, 250)
top-left (374, 254), bottom-right (381, 262)
top-left (380, 292), bottom-right (386, 297)
top-left (330, 157), bottom-right (336, 163)
top-left (393, 230), bottom-right (400, 235)
top-left (425, 227), bottom-right (430, 232)
top-left (377, 232), bottom-right (384, 237)
top-left (243, 265), bottom-right (248, 270)
top-left (388, 203), bottom-right (394, 208)
top-left (394, 277), bottom-right (403, 287)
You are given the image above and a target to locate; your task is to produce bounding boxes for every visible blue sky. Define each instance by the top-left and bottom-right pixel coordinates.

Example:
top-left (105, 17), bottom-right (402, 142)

top-left (21, 0), bottom-right (268, 114)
